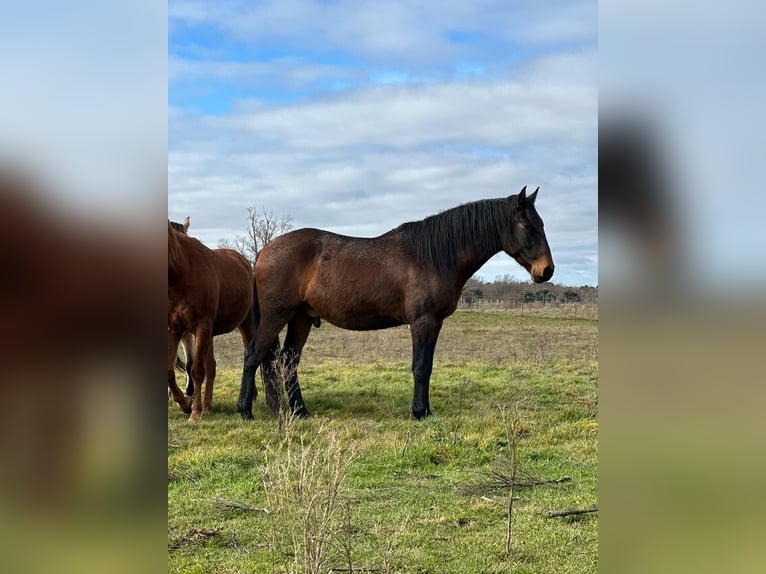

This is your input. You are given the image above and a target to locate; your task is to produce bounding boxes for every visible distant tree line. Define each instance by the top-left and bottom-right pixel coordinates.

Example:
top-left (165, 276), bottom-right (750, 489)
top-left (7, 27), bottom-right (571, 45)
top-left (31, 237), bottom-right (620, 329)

top-left (460, 274), bottom-right (597, 307)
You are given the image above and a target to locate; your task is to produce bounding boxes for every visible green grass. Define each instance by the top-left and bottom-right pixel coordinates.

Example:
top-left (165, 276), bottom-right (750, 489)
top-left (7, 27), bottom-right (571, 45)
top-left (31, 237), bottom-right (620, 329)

top-left (169, 308), bottom-right (597, 573)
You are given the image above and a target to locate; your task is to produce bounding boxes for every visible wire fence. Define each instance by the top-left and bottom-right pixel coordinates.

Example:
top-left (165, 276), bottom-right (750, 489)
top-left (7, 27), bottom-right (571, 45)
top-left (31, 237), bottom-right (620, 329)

top-left (456, 298), bottom-right (598, 320)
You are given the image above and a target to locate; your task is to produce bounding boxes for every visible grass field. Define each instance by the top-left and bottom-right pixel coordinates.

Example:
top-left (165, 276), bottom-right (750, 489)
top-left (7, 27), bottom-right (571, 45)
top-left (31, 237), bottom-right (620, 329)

top-left (168, 304), bottom-right (598, 573)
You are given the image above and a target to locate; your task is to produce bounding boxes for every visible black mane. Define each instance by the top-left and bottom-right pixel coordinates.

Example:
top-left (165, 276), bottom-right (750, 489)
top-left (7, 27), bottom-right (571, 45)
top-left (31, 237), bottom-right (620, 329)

top-left (170, 220), bottom-right (186, 233)
top-left (394, 198), bottom-right (512, 271)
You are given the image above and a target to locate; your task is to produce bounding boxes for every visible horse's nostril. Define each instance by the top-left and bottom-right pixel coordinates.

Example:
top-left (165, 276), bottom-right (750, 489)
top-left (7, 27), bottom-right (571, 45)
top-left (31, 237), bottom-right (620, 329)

top-left (542, 265), bottom-right (554, 281)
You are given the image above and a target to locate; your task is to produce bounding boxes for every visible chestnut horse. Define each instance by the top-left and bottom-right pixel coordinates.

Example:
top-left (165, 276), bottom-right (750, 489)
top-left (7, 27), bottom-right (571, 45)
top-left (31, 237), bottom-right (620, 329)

top-left (168, 222), bottom-right (255, 422)
top-left (169, 217), bottom-right (195, 394)
top-left (238, 186), bottom-right (554, 421)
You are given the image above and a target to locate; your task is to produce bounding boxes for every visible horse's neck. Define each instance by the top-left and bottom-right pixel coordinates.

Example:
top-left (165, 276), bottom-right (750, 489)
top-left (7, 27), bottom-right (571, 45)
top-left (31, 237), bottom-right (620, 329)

top-left (454, 241), bottom-right (502, 288)
top-left (168, 237), bottom-right (190, 280)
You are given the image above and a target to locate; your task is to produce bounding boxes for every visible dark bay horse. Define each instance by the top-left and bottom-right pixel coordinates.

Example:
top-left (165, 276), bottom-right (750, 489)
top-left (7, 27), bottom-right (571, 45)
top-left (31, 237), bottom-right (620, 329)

top-left (168, 222), bottom-right (255, 422)
top-left (238, 186), bottom-right (554, 421)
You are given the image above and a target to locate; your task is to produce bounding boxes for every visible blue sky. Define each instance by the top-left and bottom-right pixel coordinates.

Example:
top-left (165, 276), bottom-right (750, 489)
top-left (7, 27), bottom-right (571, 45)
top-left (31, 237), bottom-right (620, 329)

top-left (169, 0), bottom-right (597, 286)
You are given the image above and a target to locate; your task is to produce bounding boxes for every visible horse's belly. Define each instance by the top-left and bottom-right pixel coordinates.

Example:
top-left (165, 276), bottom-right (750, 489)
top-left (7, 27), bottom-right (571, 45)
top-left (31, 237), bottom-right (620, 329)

top-left (331, 314), bottom-right (403, 331)
top-left (305, 273), bottom-right (407, 330)
top-left (212, 308), bottom-right (249, 335)
top-left (308, 303), bottom-right (403, 331)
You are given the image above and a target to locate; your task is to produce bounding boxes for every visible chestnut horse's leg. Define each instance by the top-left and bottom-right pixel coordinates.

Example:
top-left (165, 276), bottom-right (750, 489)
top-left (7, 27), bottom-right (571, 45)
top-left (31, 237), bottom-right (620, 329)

top-left (168, 329), bottom-right (192, 414)
top-left (409, 316), bottom-right (443, 420)
top-left (181, 331), bottom-right (194, 396)
top-left (190, 322), bottom-right (213, 422)
top-left (280, 313), bottom-right (313, 418)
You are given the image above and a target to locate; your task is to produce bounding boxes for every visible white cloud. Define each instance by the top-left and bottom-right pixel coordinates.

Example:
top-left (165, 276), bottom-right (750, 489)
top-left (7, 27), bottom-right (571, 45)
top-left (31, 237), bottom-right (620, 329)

top-left (512, 2), bottom-right (596, 45)
top-left (207, 82), bottom-right (595, 151)
top-left (513, 49), bottom-right (597, 86)
top-left (169, 78), bottom-right (596, 284)
top-left (169, 56), bottom-right (358, 89)
top-left (170, 0), bottom-right (597, 67)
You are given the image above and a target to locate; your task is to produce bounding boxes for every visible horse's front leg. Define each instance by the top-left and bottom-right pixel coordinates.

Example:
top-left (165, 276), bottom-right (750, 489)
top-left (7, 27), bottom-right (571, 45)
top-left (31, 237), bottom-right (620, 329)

top-left (409, 316), bottom-right (443, 419)
top-left (168, 328), bottom-right (191, 414)
top-left (189, 323), bottom-right (212, 422)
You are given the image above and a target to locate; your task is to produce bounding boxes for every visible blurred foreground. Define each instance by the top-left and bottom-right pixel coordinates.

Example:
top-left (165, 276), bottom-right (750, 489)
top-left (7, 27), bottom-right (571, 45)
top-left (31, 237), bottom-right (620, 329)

top-left (600, 1), bottom-right (766, 572)
top-left (0, 1), bottom-right (166, 571)
top-left (0, 168), bottom-right (165, 573)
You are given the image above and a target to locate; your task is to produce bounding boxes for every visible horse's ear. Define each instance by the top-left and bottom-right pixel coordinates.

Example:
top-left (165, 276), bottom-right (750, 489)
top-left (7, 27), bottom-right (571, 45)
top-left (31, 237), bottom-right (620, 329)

top-left (528, 187), bottom-right (539, 204)
top-left (183, 216), bottom-right (190, 232)
top-left (516, 185), bottom-right (527, 202)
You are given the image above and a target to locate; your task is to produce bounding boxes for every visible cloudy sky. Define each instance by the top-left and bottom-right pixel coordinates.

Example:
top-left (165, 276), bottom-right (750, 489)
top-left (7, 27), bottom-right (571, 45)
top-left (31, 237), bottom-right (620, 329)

top-left (169, 0), bottom-right (597, 286)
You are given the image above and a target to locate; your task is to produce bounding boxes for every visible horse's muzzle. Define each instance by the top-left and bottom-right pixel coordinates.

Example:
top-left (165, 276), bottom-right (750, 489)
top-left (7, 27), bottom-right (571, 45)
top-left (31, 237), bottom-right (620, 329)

top-left (532, 264), bottom-right (554, 283)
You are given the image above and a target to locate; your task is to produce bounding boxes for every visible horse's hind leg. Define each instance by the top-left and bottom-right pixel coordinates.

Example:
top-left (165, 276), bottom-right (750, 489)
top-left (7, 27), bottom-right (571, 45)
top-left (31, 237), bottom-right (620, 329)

top-left (260, 339), bottom-right (282, 414)
top-left (238, 336), bottom-right (259, 420)
top-left (236, 321), bottom-right (257, 403)
top-left (238, 320), bottom-right (285, 420)
top-left (281, 314), bottom-right (313, 417)
top-left (181, 331), bottom-right (194, 396)
top-left (202, 347), bottom-right (216, 413)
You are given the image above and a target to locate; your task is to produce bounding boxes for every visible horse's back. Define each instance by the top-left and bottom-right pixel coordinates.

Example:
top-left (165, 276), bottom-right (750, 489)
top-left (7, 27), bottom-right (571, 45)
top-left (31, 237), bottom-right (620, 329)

top-left (258, 227), bottom-right (401, 285)
top-left (214, 248), bottom-right (252, 278)
top-left (257, 228), bottom-right (412, 329)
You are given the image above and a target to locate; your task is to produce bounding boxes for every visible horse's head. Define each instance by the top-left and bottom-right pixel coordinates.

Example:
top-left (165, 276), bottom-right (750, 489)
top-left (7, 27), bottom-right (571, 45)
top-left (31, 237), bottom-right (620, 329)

top-left (503, 186), bottom-right (554, 283)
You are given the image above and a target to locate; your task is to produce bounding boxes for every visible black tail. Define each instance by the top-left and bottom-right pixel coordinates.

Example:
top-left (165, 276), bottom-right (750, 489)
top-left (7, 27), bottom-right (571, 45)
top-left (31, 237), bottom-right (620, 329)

top-left (252, 274), bottom-right (261, 331)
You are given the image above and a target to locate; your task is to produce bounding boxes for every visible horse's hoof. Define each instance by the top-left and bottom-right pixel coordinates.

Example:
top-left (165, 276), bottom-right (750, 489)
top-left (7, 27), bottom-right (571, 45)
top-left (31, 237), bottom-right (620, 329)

top-left (412, 409), bottom-right (432, 420)
top-left (240, 410), bottom-right (254, 421)
top-left (188, 412), bottom-right (201, 423)
top-left (178, 397), bottom-right (193, 414)
top-left (291, 405), bottom-right (310, 418)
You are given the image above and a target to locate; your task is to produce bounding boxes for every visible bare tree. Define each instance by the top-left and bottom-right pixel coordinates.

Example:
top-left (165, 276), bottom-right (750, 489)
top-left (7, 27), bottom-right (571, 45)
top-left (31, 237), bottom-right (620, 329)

top-left (218, 206), bottom-right (294, 265)
top-left (217, 235), bottom-right (249, 257)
